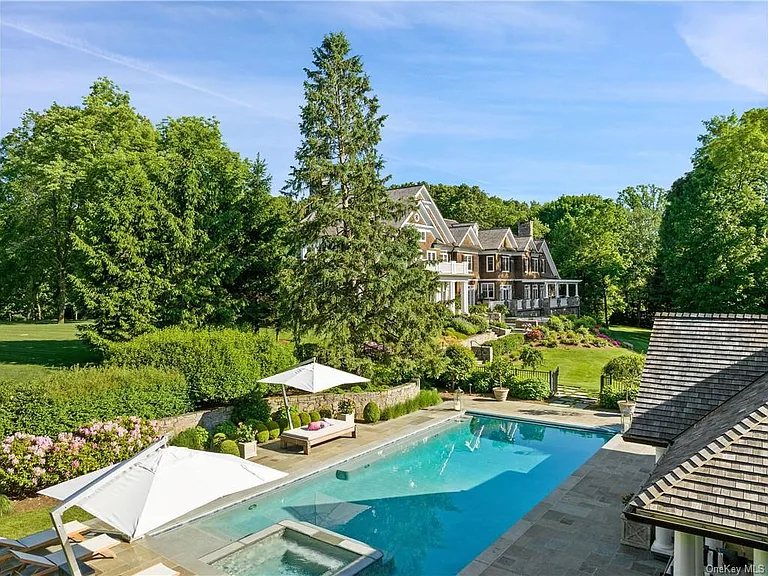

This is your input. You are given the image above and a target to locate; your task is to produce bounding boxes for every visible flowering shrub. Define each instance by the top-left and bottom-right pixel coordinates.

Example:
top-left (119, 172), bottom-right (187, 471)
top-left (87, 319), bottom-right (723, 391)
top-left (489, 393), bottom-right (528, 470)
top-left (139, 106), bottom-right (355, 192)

top-left (0, 417), bottom-right (160, 497)
top-left (525, 328), bottom-right (544, 342)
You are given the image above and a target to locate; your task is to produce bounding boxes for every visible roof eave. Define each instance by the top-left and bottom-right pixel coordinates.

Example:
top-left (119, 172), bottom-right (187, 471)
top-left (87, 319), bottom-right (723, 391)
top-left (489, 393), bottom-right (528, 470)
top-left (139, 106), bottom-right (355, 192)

top-left (624, 507), bottom-right (768, 552)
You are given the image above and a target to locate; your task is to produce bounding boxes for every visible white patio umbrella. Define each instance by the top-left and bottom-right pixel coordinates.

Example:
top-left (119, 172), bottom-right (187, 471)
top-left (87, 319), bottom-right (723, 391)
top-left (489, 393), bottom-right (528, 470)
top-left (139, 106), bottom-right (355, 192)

top-left (40, 438), bottom-right (287, 541)
top-left (258, 359), bottom-right (369, 429)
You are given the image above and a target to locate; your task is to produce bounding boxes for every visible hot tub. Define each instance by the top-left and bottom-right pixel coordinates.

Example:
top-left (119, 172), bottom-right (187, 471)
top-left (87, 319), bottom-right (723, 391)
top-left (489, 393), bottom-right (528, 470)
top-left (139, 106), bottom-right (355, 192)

top-left (199, 520), bottom-right (382, 576)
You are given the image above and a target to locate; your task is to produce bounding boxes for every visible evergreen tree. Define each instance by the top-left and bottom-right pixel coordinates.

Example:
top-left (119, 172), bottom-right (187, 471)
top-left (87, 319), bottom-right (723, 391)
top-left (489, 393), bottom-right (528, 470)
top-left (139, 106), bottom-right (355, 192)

top-left (284, 32), bottom-right (443, 374)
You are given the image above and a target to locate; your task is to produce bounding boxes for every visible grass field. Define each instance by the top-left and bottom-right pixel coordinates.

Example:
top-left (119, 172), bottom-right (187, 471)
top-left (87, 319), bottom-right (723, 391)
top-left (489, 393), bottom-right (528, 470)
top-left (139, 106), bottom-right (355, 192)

top-left (0, 322), bottom-right (100, 381)
top-left (537, 346), bottom-right (639, 394)
top-left (604, 325), bottom-right (652, 353)
top-left (0, 501), bottom-right (91, 538)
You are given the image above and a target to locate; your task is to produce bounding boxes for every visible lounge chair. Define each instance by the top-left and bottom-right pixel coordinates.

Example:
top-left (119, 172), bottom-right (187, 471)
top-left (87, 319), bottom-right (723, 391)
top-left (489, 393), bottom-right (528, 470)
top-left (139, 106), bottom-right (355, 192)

top-left (280, 418), bottom-right (356, 455)
top-left (7, 533), bottom-right (120, 576)
top-left (0, 521), bottom-right (91, 564)
top-left (0, 521), bottom-right (90, 552)
top-left (133, 563), bottom-right (179, 576)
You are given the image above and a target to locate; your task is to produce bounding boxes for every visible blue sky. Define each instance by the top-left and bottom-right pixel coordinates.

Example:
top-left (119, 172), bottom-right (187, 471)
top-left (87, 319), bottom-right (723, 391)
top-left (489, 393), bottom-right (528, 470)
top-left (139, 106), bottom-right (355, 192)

top-left (1, 2), bottom-right (766, 201)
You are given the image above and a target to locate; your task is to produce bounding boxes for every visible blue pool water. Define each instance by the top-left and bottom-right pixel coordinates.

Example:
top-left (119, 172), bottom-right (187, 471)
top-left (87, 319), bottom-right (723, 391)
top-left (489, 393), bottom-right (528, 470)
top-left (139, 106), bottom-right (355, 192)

top-left (198, 415), bottom-right (613, 575)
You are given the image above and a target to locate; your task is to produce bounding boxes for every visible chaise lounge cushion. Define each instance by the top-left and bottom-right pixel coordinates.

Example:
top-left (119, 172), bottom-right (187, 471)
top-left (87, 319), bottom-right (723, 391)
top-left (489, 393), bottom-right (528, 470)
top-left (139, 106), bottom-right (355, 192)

top-left (283, 418), bottom-right (352, 441)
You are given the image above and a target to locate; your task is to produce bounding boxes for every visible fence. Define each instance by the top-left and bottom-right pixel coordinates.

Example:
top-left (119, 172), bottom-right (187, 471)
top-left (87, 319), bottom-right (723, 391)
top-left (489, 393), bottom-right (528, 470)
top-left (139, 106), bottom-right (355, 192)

top-left (599, 374), bottom-right (638, 408)
top-left (509, 366), bottom-right (559, 397)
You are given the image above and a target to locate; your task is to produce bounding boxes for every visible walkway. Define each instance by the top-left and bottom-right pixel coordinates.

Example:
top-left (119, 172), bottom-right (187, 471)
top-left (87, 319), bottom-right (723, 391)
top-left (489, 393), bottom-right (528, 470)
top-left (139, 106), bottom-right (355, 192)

top-left (550, 385), bottom-right (599, 409)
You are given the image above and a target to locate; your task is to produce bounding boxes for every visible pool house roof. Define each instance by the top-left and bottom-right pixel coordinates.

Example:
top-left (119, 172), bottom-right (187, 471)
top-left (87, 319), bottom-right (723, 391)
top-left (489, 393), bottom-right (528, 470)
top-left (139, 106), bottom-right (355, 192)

top-left (624, 313), bottom-right (768, 447)
top-left (625, 371), bottom-right (768, 549)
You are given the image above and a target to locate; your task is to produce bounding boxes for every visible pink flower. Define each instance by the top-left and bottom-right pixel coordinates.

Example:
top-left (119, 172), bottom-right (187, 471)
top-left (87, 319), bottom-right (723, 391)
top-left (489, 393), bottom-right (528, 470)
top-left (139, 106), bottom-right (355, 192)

top-left (72, 460), bottom-right (80, 469)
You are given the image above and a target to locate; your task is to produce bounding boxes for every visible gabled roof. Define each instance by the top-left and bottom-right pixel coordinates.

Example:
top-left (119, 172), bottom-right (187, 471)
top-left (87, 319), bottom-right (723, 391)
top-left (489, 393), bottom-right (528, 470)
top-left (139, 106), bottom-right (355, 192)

top-left (387, 185), bottom-right (456, 246)
top-left (625, 313), bottom-right (768, 446)
top-left (513, 235), bottom-right (533, 251)
top-left (536, 239), bottom-right (559, 278)
top-left (449, 223), bottom-right (482, 249)
top-left (626, 371), bottom-right (768, 548)
top-left (478, 228), bottom-right (517, 251)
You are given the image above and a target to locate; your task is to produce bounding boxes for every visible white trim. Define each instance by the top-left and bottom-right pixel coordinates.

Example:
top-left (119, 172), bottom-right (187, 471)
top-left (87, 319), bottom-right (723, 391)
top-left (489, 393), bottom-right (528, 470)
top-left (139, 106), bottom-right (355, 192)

top-left (480, 282), bottom-right (495, 299)
top-left (427, 251), bottom-right (437, 261)
top-left (464, 253), bottom-right (473, 272)
top-left (501, 255), bottom-right (510, 272)
top-left (537, 239), bottom-right (560, 278)
top-left (485, 255), bottom-right (495, 272)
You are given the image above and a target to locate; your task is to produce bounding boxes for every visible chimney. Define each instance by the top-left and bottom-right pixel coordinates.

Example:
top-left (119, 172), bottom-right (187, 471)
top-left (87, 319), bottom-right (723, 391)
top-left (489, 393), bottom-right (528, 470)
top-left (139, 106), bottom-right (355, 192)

top-left (518, 220), bottom-right (534, 237)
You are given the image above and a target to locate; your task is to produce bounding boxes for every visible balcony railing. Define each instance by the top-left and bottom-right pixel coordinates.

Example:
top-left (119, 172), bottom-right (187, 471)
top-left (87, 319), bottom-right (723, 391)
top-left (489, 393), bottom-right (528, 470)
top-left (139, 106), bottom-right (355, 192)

top-left (512, 296), bottom-right (580, 311)
top-left (426, 261), bottom-right (471, 275)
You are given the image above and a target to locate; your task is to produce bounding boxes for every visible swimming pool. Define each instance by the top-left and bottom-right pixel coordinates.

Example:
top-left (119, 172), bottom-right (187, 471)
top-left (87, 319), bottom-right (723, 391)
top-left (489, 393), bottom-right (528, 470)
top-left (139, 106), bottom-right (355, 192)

top-left (191, 414), bottom-right (613, 575)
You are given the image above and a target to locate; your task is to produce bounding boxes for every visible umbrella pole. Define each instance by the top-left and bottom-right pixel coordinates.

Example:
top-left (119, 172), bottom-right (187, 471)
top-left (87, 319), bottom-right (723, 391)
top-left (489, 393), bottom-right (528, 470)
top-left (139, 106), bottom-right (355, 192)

top-left (282, 384), bottom-right (293, 430)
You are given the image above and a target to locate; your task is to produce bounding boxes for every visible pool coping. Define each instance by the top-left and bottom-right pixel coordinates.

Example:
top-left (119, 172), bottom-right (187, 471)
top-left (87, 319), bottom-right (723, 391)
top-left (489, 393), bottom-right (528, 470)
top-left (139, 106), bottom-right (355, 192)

top-left (465, 409), bottom-right (619, 436)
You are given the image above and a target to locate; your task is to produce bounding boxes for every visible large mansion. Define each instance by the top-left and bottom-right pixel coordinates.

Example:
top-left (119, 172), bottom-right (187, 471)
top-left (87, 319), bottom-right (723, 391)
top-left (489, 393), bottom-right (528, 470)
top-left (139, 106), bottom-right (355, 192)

top-left (388, 185), bottom-right (580, 316)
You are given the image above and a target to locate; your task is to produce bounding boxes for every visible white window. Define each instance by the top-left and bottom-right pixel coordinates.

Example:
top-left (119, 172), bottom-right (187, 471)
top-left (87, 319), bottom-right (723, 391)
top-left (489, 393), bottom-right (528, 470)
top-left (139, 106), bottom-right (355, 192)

top-left (501, 255), bottom-right (510, 272)
top-left (480, 283), bottom-right (495, 300)
top-left (419, 230), bottom-right (427, 243)
top-left (441, 252), bottom-right (450, 262)
top-left (532, 285), bottom-right (539, 299)
top-left (500, 285), bottom-right (510, 300)
top-left (540, 258), bottom-right (545, 273)
top-left (427, 251), bottom-right (437, 261)
top-left (532, 258), bottom-right (538, 273)
top-left (523, 258), bottom-right (529, 273)
top-left (465, 254), bottom-right (473, 272)
top-left (524, 285), bottom-right (531, 299)
top-left (485, 255), bottom-right (495, 272)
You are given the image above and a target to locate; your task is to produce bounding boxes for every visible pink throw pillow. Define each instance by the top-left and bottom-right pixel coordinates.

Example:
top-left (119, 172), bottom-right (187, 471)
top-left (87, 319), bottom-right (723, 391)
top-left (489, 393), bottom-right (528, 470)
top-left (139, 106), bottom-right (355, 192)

top-left (307, 422), bottom-right (322, 431)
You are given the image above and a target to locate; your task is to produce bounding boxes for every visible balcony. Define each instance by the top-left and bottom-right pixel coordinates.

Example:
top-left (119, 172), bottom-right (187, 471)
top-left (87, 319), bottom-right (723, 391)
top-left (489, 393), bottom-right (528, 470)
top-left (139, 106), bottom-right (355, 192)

top-left (426, 261), bottom-right (471, 276)
top-left (511, 296), bottom-right (580, 313)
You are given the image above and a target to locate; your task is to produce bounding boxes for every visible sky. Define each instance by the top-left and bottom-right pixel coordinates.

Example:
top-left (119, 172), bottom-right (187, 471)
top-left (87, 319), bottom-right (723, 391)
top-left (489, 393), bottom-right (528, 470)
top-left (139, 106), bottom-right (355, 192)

top-left (1, 1), bottom-right (766, 202)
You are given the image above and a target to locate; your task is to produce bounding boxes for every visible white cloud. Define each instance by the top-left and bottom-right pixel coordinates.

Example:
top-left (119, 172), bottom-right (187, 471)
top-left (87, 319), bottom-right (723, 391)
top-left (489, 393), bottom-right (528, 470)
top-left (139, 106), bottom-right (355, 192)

top-left (677, 4), bottom-right (768, 96)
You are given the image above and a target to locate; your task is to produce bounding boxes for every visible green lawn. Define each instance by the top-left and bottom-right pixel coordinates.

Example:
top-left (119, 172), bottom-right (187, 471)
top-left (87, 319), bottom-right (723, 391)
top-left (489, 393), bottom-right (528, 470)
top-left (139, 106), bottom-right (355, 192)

top-left (0, 322), bottom-right (100, 381)
top-left (537, 346), bottom-right (639, 394)
top-left (0, 503), bottom-right (91, 538)
top-left (604, 325), bottom-right (652, 353)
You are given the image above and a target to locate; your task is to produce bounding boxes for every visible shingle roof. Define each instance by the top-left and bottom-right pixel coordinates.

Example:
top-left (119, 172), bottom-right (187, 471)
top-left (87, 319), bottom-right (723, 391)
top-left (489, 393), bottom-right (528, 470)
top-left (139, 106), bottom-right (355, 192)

top-left (386, 186), bottom-right (423, 203)
top-left (478, 228), bottom-right (514, 250)
top-left (625, 313), bottom-right (768, 446)
top-left (627, 372), bottom-right (768, 546)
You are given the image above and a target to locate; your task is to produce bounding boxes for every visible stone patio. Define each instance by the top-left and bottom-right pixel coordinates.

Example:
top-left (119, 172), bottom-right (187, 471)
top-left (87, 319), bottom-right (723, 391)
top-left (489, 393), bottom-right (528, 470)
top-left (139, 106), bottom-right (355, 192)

top-left (77, 397), bottom-right (663, 576)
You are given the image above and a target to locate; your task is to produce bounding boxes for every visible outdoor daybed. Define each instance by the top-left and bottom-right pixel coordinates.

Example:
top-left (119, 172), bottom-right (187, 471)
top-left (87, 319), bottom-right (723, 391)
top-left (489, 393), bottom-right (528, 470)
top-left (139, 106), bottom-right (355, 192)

top-left (280, 418), bottom-right (357, 455)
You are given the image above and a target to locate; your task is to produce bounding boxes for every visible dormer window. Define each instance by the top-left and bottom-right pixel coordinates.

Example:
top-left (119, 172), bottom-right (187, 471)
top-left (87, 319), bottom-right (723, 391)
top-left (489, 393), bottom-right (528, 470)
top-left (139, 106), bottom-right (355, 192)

top-left (419, 230), bottom-right (427, 243)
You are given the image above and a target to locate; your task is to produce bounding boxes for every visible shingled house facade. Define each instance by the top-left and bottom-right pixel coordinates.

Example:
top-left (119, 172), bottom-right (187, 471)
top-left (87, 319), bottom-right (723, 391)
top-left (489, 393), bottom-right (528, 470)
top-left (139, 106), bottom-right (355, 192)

top-left (623, 313), bottom-right (768, 575)
top-left (387, 185), bottom-right (580, 316)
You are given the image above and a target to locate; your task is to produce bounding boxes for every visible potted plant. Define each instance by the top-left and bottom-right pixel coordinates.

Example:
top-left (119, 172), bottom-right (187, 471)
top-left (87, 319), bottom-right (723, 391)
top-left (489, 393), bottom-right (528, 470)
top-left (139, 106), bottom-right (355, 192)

top-left (235, 422), bottom-right (257, 459)
top-left (493, 387), bottom-right (509, 402)
top-left (338, 399), bottom-right (355, 423)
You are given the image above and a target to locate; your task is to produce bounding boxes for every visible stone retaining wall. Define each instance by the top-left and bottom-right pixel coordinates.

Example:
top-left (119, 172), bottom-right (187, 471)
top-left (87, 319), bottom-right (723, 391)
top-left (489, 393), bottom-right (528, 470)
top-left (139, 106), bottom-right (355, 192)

top-left (264, 381), bottom-right (420, 419)
top-left (156, 381), bottom-right (420, 433)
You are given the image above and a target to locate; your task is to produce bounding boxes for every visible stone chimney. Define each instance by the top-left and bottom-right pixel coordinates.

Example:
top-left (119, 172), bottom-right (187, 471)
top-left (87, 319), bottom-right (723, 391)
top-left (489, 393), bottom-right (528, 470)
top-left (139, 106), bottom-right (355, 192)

top-left (518, 220), bottom-right (534, 237)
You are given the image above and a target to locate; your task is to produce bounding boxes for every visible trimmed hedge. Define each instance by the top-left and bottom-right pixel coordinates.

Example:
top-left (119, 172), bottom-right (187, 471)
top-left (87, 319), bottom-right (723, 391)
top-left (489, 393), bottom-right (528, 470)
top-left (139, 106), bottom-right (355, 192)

top-left (266, 420), bottom-right (280, 439)
top-left (363, 402), bottom-right (380, 423)
top-left (380, 390), bottom-right (442, 421)
top-left (218, 439), bottom-right (240, 456)
top-left (106, 327), bottom-right (295, 407)
top-left (0, 367), bottom-right (191, 438)
top-left (170, 426), bottom-right (208, 450)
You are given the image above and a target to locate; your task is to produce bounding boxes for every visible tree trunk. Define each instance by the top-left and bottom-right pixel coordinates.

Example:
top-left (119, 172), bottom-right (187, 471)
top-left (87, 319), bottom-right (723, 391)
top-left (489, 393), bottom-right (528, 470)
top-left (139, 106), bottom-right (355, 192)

top-left (57, 273), bottom-right (67, 323)
top-left (603, 281), bottom-right (609, 327)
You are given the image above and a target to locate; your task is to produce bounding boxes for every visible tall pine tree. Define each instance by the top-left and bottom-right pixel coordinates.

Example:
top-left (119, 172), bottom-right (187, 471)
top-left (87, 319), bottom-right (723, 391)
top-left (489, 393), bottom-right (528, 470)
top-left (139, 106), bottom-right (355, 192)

top-left (284, 32), bottom-right (443, 377)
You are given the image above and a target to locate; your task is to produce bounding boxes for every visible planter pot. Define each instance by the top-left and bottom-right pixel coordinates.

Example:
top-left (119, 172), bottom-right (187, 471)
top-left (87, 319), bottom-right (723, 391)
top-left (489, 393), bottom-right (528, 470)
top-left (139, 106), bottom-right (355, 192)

top-left (237, 441), bottom-right (258, 460)
top-left (621, 517), bottom-right (653, 550)
top-left (343, 413), bottom-right (355, 424)
top-left (617, 400), bottom-right (636, 414)
top-left (493, 387), bottom-right (509, 402)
